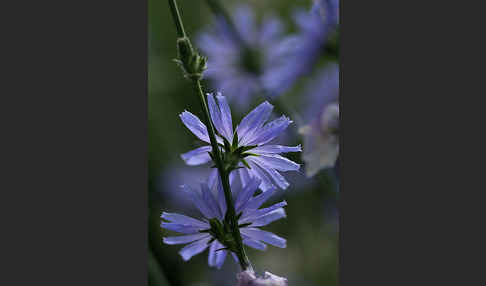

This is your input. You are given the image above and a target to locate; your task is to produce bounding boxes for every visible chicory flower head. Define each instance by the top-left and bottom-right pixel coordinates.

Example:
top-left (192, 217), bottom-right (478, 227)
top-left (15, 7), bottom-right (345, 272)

top-left (264, 0), bottom-right (339, 95)
top-left (180, 93), bottom-right (301, 191)
top-left (299, 64), bottom-right (339, 177)
top-left (161, 177), bottom-right (287, 269)
top-left (197, 5), bottom-right (289, 108)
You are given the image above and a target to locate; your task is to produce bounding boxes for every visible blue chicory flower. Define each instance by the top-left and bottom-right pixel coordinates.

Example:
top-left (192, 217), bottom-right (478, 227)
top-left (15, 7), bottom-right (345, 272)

top-left (180, 93), bottom-right (301, 191)
top-left (298, 64), bottom-right (339, 177)
top-left (264, 0), bottom-right (339, 95)
top-left (161, 177), bottom-right (287, 269)
top-left (197, 5), bottom-right (290, 108)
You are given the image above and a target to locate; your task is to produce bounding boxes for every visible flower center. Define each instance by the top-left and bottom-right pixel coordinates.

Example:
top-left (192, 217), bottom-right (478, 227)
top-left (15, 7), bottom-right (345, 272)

top-left (216, 133), bottom-right (259, 172)
top-left (240, 47), bottom-right (263, 75)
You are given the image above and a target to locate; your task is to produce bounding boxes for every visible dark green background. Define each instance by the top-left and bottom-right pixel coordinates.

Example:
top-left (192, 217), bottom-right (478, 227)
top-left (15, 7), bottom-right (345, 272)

top-left (148, 1), bottom-right (338, 285)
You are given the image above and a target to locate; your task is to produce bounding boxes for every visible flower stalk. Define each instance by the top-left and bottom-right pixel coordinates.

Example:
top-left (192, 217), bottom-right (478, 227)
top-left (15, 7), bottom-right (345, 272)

top-left (167, 0), bottom-right (252, 271)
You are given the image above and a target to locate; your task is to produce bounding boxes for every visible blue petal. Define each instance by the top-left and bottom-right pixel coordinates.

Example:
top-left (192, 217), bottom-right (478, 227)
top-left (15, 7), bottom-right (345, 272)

top-left (179, 111), bottom-right (210, 143)
top-left (243, 188), bottom-right (276, 211)
top-left (253, 155), bottom-right (300, 171)
top-left (183, 185), bottom-right (213, 219)
top-left (208, 168), bottom-right (219, 190)
top-left (238, 168), bottom-right (252, 189)
top-left (208, 240), bottom-right (218, 267)
top-left (233, 4), bottom-right (257, 44)
top-left (259, 17), bottom-right (283, 45)
top-left (231, 252), bottom-right (239, 263)
top-left (242, 236), bottom-right (267, 251)
top-left (252, 144), bottom-right (302, 154)
top-left (248, 158), bottom-right (290, 190)
top-left (161, 212), bottom-right (208, 228)
top-left (207, 94), bottom-right (226, 140)
top-left (236, 101), bottom-right (273, 145)
top-left (180, 146), bottom-right (212, 166)
top-left (235, 178), bottom-right (261, 213)
top-left (163, 233), bottom-right (210, 245)
top-left (247, 116), bottom-right (292, 145)
top-left (216, 94), bottom-right (234, 141)
top-left (160, 222), bottom-right (201, 234)
top-left (215, 248), bottom-right (227, 269)
top-left (247, 161), bottom-right (276, 192)
top-left (179, 236), bottom-right (211, 261)
top-left (208, 240), bottom-right (227, 269)
top-left (241, 201), bottom-right (287, 223)
top-left (240, 228), bottom-right (286, 248)
top-left (248, 208), bottom-right (286, 227)
top-left (201, 183), bottom-right (222, 219)
top-left (197, 33), bottom-right (232, 58)
top-left (216, 179), bottom-right (227, 218)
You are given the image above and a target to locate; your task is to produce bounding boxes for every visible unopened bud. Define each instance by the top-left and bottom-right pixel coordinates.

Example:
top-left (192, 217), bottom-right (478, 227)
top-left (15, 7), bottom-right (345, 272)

top-left (175, 37), bottom-right (207, 80)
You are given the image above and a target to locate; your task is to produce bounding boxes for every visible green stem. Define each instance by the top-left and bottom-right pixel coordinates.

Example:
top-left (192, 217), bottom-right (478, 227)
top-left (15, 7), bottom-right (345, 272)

top-left (167, 0), bottom-right (187, 39)
top-left (167, 0), bottom-right (252, 272)
top-left (193, 81), bottom-right (252, 271)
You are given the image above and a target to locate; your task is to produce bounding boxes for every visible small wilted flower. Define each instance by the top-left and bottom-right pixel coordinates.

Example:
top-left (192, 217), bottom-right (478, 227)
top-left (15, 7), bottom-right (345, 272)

top-left (197, 5), bottom-right (290, 108)
top-left (161, 177), bottom-right (287, 269)
top-left (299, 64), bottom-right (339, 177)
top-left (180, 93), bottom-right (301, 191)
top-left (236, 270), bottom-right (288, 286)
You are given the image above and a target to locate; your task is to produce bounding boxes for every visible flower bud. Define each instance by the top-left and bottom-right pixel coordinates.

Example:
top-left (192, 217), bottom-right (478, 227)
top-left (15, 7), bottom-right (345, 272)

top-left (175, 37), bottom-right (207, 80)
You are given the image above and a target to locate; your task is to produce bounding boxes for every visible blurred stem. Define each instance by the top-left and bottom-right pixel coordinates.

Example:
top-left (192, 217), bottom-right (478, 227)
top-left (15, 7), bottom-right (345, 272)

top-left (148, 249), bottom-right (170, 286)
top-left (167, 0), bottom-right (252, 272)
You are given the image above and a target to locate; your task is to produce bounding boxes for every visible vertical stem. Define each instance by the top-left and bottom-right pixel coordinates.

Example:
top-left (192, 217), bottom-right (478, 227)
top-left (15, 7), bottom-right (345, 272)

top-left (167, 0), bottom-right (251, 271)
top-left (167, 0), bottom-right (187, 39)
top-left (194, 80), bottom-right (252, 271)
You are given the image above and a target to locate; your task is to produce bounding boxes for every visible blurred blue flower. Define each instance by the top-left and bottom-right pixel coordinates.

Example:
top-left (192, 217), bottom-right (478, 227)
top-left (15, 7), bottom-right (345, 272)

top-left (157, 163), bottom-right (215, 211)
top-left (197, 5), bottom-right (290, 108)
top-left (298, 64), bottom-right (339, 177)
top-left (180, 93), bottom-right (301, 191)
top-left (161, 177), bottom-right (287, 269)
top-left (317, 0), bottom-right (340, 29)
top-left (265, 0), bottom-right (339, 95)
